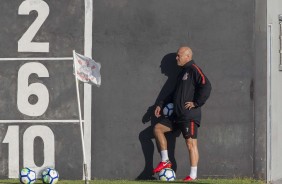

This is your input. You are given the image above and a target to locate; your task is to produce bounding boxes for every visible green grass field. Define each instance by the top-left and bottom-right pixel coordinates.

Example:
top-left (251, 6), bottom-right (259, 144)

top-left (0, 178), bottom-right (265, 184)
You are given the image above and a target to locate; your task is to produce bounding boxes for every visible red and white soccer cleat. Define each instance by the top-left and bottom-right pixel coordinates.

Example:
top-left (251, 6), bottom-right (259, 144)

top-left (153, 160), bottom-right (172, 174)
top-left (183, 175), bottom-right (196, 181)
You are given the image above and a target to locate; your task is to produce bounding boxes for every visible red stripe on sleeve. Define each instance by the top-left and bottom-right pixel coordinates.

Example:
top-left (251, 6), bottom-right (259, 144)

top-left (192, 64), bottom-right (206, 84)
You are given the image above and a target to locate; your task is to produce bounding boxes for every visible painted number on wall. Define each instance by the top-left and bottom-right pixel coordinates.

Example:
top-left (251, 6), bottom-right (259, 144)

top-left (2, 0), bottom-right (54, 178)
top-left (17, 62), bottom-right (49, 116)
top-left (3, 126), bottom-right (55, 177)
top-left (18, 0), bottom-right (50, 52)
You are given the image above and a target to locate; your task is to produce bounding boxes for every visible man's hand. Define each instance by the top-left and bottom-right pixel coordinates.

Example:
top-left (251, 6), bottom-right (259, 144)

top-left (155, 106), bottom-right (162, 118)
top-left (185, 102), bottom-right (195, 110)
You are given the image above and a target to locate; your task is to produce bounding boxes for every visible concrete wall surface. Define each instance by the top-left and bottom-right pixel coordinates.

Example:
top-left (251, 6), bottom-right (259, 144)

top-left (0, 0), bottom-right (88, 180)
top-left (91, 0), bottom-right (260, 180)
top-left (0, 0), bottom-right (270, 181)
top-left (267, 0), bottom-right (282, 183)
top-left (254, 0), bottom-right (267, 181)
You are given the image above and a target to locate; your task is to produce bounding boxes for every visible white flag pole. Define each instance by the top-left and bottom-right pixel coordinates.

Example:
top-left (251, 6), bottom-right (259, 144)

top-left (73, 50), bottom-right (89, 184)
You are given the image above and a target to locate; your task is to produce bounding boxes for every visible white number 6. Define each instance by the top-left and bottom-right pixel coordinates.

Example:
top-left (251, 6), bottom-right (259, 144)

top-left (17, 62), bottom-right (49, 116)
top-left (18, 0), bottom-right (50, 52)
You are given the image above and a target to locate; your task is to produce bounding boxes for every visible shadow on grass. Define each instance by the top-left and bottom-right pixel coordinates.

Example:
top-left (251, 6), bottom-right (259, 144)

top-left (137, 181), bottom-right (209, 184)
top-left (0, 181), bottom-right (42, 184)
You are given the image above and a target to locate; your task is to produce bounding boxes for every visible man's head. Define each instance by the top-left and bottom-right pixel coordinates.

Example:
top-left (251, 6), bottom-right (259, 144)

top-left (176, 46), bottom-right (193, 66)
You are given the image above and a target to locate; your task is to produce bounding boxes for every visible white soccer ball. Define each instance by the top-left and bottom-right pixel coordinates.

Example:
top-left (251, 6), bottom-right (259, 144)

top-left (19, 167), bottom-right (36, 184)
top-left (163, 103), bottom-right (174, 117)
top-left (41, 168), bottom-right (59, 184)
top-left (158, 168), bottom-right (176, 181)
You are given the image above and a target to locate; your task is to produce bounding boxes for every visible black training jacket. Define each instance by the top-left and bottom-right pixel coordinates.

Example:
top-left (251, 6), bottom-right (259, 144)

top-left (158, 60), bottom-right (212, 125)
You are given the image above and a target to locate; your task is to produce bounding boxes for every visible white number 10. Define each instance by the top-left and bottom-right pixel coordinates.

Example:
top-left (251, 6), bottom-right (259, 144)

top-left (3, 125), bottom-right (55, 178)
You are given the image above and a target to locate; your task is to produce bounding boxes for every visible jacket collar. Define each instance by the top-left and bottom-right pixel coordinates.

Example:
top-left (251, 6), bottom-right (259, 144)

top-left (183, 60), bottom-right (195, 68)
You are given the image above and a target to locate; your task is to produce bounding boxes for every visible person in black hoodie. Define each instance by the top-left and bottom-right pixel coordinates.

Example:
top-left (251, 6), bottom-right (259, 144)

top-left (153, 46), bottom-right (212, 181)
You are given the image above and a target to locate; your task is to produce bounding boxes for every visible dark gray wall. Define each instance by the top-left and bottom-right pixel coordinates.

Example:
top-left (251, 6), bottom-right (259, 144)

top-left (0, 0), bottom-right (84, 57)
top-left (254, 0), bottom-right (267, 180)
top-left (0, 0), bottom-right (85, 180)
top-left (0, 0), bottom-right (267, 181)
top-left (91, 0), bottom-right (263, 180)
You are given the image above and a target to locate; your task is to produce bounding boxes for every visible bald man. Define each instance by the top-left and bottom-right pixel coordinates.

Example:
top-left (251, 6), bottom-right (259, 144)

top-left (153, 46), bottom-right (212, 181)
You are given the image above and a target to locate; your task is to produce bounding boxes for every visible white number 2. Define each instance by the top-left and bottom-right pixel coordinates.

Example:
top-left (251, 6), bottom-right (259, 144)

top-left (18, 0), bottom-right (50, 52)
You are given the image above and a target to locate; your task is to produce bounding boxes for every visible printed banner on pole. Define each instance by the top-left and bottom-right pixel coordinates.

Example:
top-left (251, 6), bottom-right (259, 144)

top-left (73, 51), bottom-right (101, 86)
